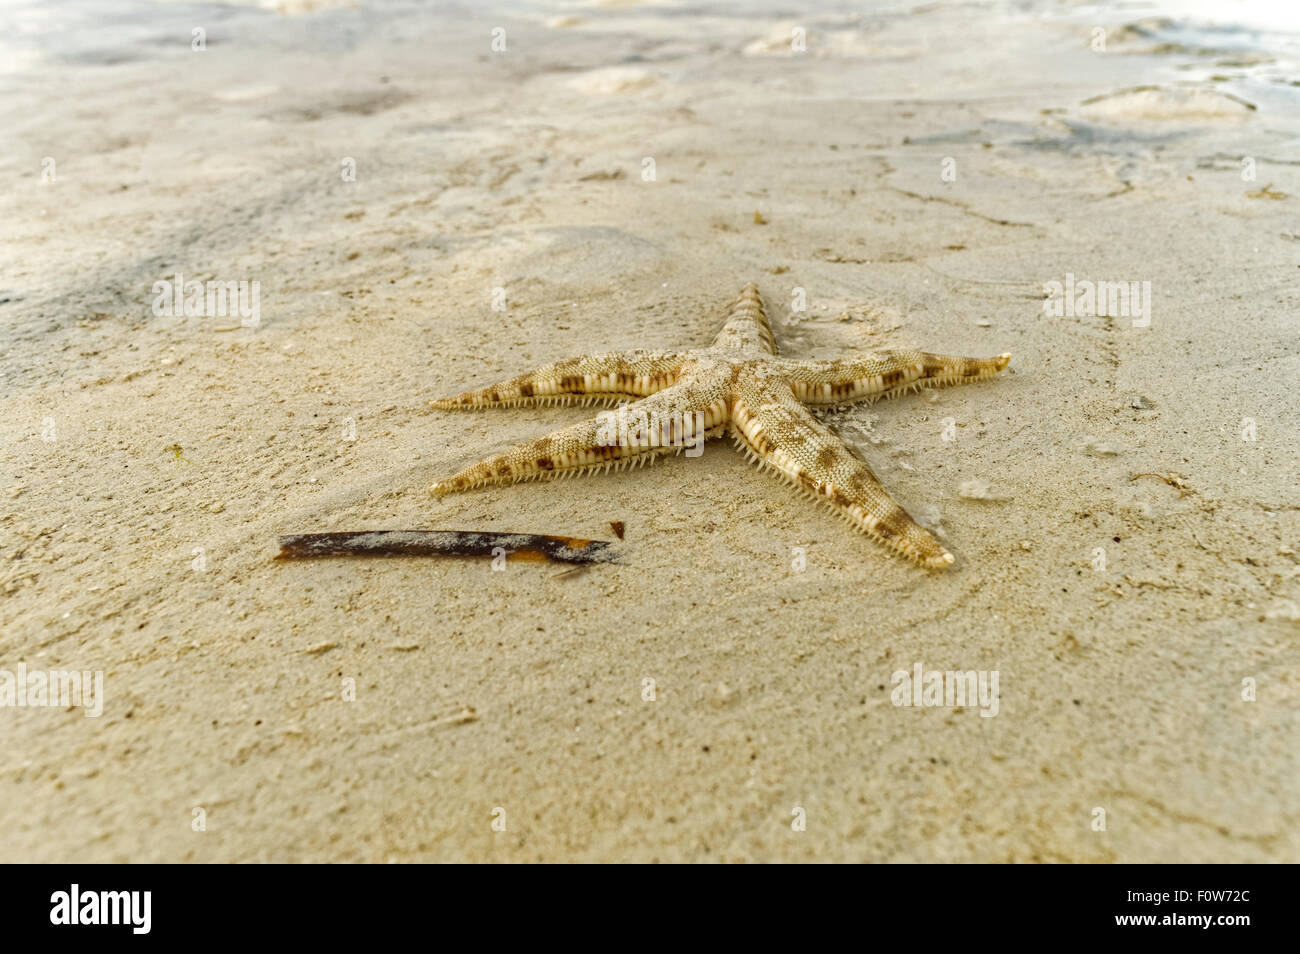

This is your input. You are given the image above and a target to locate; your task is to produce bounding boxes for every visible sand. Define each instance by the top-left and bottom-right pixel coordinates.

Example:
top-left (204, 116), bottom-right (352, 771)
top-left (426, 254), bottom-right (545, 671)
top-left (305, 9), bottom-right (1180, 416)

top-left (1, 0), bottom-right (1297, 862)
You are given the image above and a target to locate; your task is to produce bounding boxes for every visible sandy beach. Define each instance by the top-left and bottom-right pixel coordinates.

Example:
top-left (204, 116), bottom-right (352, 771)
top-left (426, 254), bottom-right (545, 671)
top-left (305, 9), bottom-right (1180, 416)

top-left (1, 0), bottom-right (1297, 862)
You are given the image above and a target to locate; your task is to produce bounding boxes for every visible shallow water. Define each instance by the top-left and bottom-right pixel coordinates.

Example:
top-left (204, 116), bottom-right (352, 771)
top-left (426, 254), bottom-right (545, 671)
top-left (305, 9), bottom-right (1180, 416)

top-left (3, 0), bottom-right (1299, 78)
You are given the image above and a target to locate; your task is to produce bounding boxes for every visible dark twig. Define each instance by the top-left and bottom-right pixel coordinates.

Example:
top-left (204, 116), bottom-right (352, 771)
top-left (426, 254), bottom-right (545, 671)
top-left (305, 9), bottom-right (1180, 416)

top-left (275, 530), bottom-right (622, 565)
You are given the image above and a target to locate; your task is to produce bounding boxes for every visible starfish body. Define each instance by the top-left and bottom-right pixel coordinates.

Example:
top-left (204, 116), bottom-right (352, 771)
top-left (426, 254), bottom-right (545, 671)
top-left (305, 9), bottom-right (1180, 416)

top-left (430, 284), bottom-right (1010, 568)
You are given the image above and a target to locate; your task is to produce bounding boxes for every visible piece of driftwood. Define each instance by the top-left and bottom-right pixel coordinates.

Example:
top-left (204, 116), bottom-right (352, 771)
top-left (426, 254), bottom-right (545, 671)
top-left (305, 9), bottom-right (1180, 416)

top-left (274, 530), bottom-right (621, 565)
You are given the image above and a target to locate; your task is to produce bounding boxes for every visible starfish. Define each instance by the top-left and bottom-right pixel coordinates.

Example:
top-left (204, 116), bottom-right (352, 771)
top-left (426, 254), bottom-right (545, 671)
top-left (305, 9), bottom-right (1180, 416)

top-left (429, 284), bottom-right (1010, 568)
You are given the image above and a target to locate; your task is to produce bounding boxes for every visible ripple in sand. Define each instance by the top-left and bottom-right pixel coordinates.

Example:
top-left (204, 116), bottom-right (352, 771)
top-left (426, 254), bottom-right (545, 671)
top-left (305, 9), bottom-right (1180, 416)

top-left (568, 67), bottom-right (657, 95)
top-left (743, 21), bottom-right (915, 59)
top-left (1080, 86), bottom-right (1256, 122)
top-left (212, 85), bottom-right (280, 103)
top-left (957, 480), bottom-right (1011, 501)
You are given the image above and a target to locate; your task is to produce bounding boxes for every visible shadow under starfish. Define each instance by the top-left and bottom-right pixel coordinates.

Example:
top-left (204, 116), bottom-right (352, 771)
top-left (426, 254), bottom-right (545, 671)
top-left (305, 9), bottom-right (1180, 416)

top-left (429, 284), bottom-right (1011, 568)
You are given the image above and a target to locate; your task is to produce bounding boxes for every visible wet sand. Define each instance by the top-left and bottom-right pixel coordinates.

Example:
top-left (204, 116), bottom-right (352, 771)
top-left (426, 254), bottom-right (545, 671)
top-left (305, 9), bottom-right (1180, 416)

top-left (1, 0), bottom-right (1297, 861)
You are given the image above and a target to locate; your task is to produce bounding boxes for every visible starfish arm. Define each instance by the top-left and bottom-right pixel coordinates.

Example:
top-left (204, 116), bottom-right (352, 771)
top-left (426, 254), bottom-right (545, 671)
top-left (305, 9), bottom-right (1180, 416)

top-left (779, 349), bottom-right (1011, 406)
top-left (731, 382), bottom-right (955, 567)
top-left (431, 350), bottom-right (689, 409)
top-left (710, 283), bottom-right (779, 355)
top-left (429, 380), bottom-right (730, 497)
